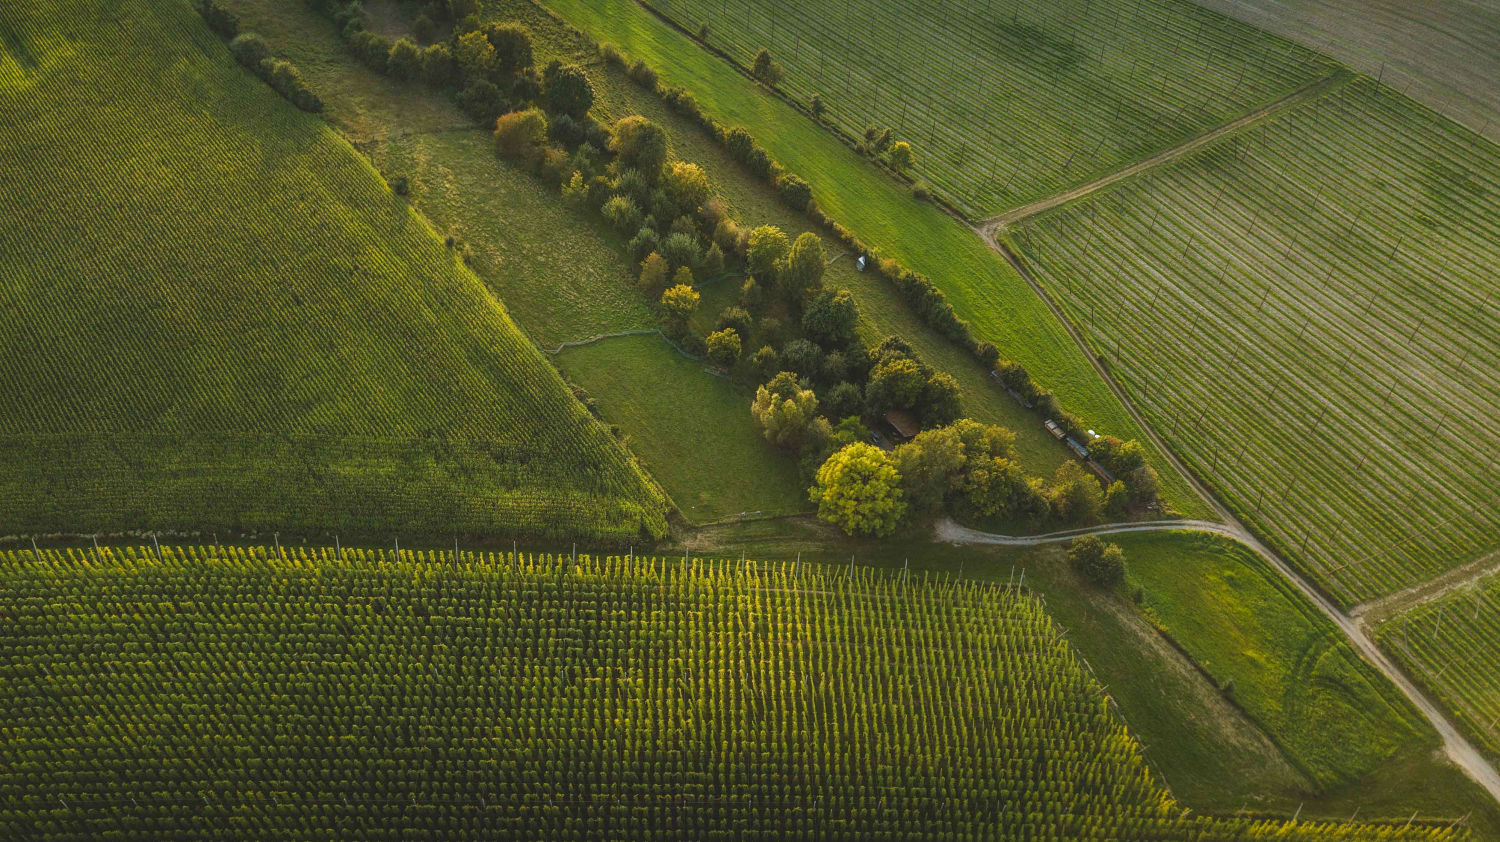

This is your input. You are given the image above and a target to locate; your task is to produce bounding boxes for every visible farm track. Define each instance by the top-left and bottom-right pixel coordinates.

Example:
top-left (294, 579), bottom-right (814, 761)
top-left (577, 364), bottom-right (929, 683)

top-left (980, 70), bottom-right (1353, 231)
top-left (1353, 547), bottom-right (1500, 625)
top-left (967, 93), bottom-right (1500, 801)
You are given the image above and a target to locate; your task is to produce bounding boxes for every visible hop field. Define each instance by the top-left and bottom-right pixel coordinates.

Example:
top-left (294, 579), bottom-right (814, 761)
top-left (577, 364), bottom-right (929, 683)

top-left (641, 0), bottom-right (1335, 216)
top-left (1011, 76), bottom-right (1500, 605)
top-left (1375, 570), bottom-right (1500, 765)
top-left (0, 544), bottom-right (1460, 841)
top-left (0, 0), bottom-right (667, 541)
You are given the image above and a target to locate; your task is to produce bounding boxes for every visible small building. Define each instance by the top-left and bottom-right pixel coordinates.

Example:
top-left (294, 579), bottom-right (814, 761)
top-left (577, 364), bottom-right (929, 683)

top-left (1043, 419), bottom-right (1066, 440)
top-left (1065, 437), bottom-right (1090, 460)
top-left (1087, 460), bottom-right (1115, 485)
top-left (884, 409), bottom-right (921, 443)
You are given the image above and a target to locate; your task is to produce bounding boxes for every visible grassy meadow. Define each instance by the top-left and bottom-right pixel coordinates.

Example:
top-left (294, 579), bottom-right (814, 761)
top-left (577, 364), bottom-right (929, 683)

top-left (0, 0), bottom-right (670, 542)
top-left (555, 335), bottom-right (807, 521)
top-left (1012, 76), bottom-right (1500, 605)
top-left (1375, 568), bottom-right (1500, 765)
top-left (538, 0), bottom-right (1209, 517)
top-left (643, 0), bottom-right (1336, 217)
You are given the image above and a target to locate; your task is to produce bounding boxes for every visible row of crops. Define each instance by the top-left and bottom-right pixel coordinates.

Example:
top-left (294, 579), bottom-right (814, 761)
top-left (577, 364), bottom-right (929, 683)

top-left (0, 0), bottom-right (668, 540)
top-left (1375, 570), bottom-right (1500, 765)
top-left (0, 543), bottom-right (1460, 840)
top-left (1011, 75), bottom-right (1500, 606)
top-left (642, 0), bottom-right (1335, 216)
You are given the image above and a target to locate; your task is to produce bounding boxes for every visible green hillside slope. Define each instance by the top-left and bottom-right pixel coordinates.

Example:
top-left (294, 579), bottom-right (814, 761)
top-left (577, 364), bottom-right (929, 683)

top-left (0, 0), bottom-right (667, 541)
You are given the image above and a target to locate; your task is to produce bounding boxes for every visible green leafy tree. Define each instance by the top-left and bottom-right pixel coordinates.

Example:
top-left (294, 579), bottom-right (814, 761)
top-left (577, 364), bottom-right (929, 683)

top-left (1103, 480), bottom-right (1130, 518)
top-left (705, 328), bottom-right (742, 367)
top-left (611, 115), bottom-right (669, 176)
top-left (752, 48), bottom-right (784, 86)
top-left (894, 426), bottom-right (965, 513)
top-left (810, 93), bottom-right (826, 119)
top-left (964, 457), bottom-right (1044, 521)
top-left (802, 289), bottom-right (857, 349)
top-left (638, 252), bottom-right (669, 296)
top-left (454, 29), bottom-right (495, 79)
top-left (663, 161), bottom-right (710, 214)
top-left (888, 141), bottom-right (914, 174)
top-left (810, 443), bottom-right (907, 537)
top-left (949, 418), bottom-right (1016, 463)
top-left (1049, 460), bottom-right (1103, 524)
top-left (541, 61), bottom-right (593, 117)
top-left (659, 283), bottom-right (699, 334)
top-left (493, 107), bottom-right (548, 160)
top-left (752, 371), bottom-right (819, 450)
top-left (387, 37), bottom-right (422, 80)
top-left (919, 372), bottom-right (962, 427)
top-left (603, 195), bottom-right (642, 233)
top-left (864, 356), bottom-right (924, 415)
top-left (485, 22), bottom-right (533, 74)
top-left (746, 225), bottom-right (789, 280)
top-left (1069, 535), bottom-right (1126, 588)
top-left (781, 232), bottom-right (825, 300)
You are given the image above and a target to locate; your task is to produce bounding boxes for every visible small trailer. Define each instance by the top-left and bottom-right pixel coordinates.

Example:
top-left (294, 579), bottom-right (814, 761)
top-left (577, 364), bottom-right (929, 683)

top-left (1043, 419), bottom-right (1066, 440)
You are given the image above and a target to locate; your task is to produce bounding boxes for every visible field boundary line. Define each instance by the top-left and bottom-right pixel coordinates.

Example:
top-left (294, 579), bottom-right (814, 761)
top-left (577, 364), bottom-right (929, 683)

top-left (1352, 546), bottom-right (1500, 625)
top-left (975, 236), bottom-right (1500, 808)
top-left (979, 70), bottom-right (1354, 232)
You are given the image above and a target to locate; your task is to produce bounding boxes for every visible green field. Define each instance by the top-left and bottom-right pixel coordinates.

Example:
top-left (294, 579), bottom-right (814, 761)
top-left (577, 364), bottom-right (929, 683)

top-left (0, 543), bottom-right (1462, 841)
top-left (1376, 569), bottom-right (1500, 764)
top-left (539, 0), bottom-right (1209, 517)
top-left (1112, 532), bottom-right (1429, 788)
top-left (555, 335), bottom-right (807, 521)
top-left (1012, 75), bottom-right (1500, 604)
top-left (642, 0), bottom-right (1336, 216)
top-left (0, 0), bottom-right (668, 541)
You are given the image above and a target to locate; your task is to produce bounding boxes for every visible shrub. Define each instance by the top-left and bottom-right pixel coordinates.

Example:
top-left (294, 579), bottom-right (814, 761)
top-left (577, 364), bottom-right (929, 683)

top-left (598, 42), bottom-right (625, 66)
top-left (494, 108), bottom-right (549, 161)
top-left (810, 93), bottom-right (826, 119)
top-left (776, 173), bottom-right (813, 212)
top-left (454, 29), bottom-right (496, 79)
top-left (781, 232), bottom-right (825, 300)
top-left (701, 242), bottom-right (725, 278)
top-left (412, 14), bottom-right (435, 43)
top-left (749, 346), bottom-right (780, 379)
top-left (715, 306), bottom-right (752, 336)
top-left (457, 80), bottom-right (506, 125)
top-left (351, 30), bottom-right (393, 73)
top-left (389, 174), bottom-right (410, 196)
top-left (262, 59), bottom-right (323, 113)
top-left (196, 0), bottom-right (239, 38)
top-left (1069, 536), bottom-right (1126, 588)
top-left (705, 329), bottom-right (742, 368)
top-left (627, 59), bottom-right (658, 90)
top-left (229, 33), bottom-right (270, 70)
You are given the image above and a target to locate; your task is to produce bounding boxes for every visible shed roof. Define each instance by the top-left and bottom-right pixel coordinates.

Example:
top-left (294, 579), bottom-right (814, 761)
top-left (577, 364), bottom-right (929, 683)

top-left (884, 409), bottom-right (921, 439)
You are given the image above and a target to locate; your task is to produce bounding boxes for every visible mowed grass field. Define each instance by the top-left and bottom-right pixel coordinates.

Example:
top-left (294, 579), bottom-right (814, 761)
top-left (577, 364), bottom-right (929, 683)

top-left (1375, 568), bottom-right (1500, 765)
top-left (555, 335), bottom-right (808, 522)
top-left (642, 0), bottom-right (1336, 217)
top-left (0, 0), bottom-right (667, 541)
top-left (1110, 532), bottom-right (1430, 789)
top-left (540, 0), bottom-right (1210, 518)
top-left (1011, 76), bottom-right (1500, 605)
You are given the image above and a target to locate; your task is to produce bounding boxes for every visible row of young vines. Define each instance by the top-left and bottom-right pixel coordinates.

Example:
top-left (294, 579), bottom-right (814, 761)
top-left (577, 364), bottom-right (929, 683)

top-left (0, 544), bottom-right (1458, 840)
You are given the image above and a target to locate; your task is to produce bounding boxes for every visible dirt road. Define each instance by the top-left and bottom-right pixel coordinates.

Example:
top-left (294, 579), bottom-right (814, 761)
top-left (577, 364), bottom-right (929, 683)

top-left (979, 71), bottom-right (1352, 231)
